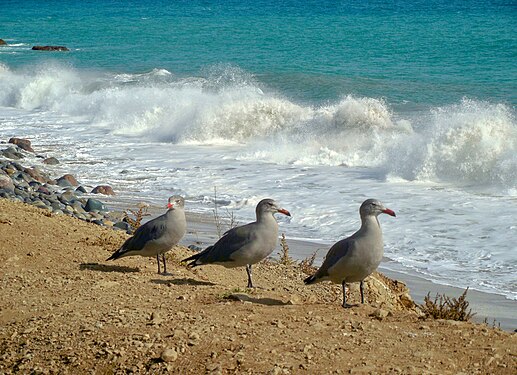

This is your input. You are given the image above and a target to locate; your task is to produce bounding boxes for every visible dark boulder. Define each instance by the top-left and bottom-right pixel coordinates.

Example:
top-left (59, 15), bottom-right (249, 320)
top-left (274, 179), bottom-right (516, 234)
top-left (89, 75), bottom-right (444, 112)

top-left (8, 138), bottom-right (34, 152)
top-left (32, 45), bottom-right (69, 51)
top-left (43, 157), bottom-right (60, 165)
top-left (91, 185), bottom-right (115, 195)
top-left (1, 147), bottom-right (24, 160)
top-left (85, 198), bottom-right (105, 212)
top-left (56, 174), bottom-right (79, 187)
top-left (0, 39), bottom-right (6, 45)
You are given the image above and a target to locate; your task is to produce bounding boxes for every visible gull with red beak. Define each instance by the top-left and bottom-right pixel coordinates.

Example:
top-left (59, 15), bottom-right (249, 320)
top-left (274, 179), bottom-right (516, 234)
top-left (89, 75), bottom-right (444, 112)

top-left (183, 198), bottom-right (291, 288)
top-left (107, 195), bottom-right (186, 274)
top-left (304, 198), bottom-right (396, 307)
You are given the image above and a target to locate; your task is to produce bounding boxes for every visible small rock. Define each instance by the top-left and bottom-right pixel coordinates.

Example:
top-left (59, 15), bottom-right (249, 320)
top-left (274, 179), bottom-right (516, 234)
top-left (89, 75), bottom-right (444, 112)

top-left (370, 308), bottom-right (390, 321)
top-left (59, 190), bottom-right (77, 203)
top-left (0, 175), bottom-right (15, 193)
top-left (0, 39), bottom-right (7, 45)
top-left (1, 148), bottom-right (23, 159)
top-left (160, 348), bottom-right (178, 362)
top-left (91, 185), bottom-right (115, 195)
top-left (56, 174), bottom-right (79, 187)
top-left (43, 157), bottom-right (59, 165)
top-left (85, 198), bottom-right (105, 212)
top-left (24, 167), bottom-right (46, 182)
top-left (75, 186), bottom-right (87, 193)
top-left (287, 294), bottom-right (302, 305)
top-left (71, 201), bottom-right (87, 215)
top-left (8, 138), bottom-right (34, 152)
top-left (188, 332), bottom-right (200, 346)
top-left (37, 186), bottom-right (51, 195)
top-left (188, 244), bottom-right (203, 251)
top-left (32, 45), bottom-right (69, 51)
top-left (114, 221), bottom-right (131, 231)
top-left (149, 311), bottom-right (163, 325)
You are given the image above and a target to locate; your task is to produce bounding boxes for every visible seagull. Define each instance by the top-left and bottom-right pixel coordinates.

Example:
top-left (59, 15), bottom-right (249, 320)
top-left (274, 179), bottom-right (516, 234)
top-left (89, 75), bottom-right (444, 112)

top-left (304, 198), bottom-right (395, 307)
top-left (107, 195), bottom-right (187, 274)
top-left (183, 198), bottom-right (291, 288)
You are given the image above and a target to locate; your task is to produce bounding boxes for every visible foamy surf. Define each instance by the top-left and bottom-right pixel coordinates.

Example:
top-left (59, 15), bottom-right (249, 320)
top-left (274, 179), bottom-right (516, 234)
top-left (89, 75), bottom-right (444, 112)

top-left (1, 63), bottom-right (515, 191)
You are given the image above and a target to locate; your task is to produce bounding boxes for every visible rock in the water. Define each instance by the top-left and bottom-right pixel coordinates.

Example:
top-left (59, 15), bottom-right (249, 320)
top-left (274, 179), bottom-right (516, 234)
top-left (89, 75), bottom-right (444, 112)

top-left (0, 175), bottom-right (15, 193)
top-left (32, 45), bottom-right (69, 51)
top-left (8, 138), bottom-right (34, 152)
top-left (0, 39), bottom-right (7, 45)
top-left (43, 157), bottom-right (60, 165)
top-left (1, 147), bottom-right (24, 160)
top-left (85, 198), bottom-right (104, 212)
top-left (75, 186), bottom-right (87, 193)
top-left (56, 174), bottom-right (79, 187)
top-left (91, 185), bottom-right (115, 195)
top-left (160, 348), bottom-right (178, 362)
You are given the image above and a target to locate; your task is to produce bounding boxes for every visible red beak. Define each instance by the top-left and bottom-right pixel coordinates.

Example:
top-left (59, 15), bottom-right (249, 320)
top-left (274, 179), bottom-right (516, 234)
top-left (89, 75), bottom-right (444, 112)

top-left (383, 208), bottom-right (396, 217)
top-left (277, 208), bottom-right (291, 217)
top-left (167, 203), bottom-right (173, 209)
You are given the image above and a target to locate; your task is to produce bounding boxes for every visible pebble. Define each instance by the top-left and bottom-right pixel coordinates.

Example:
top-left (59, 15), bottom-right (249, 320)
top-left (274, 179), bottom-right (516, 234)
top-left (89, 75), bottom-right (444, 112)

top-left (160, 348), bottom-right (178, 362)
top-left (287, 294), bottom-right (302, 305)
top-left (370, 308), bottom-right (390, 321)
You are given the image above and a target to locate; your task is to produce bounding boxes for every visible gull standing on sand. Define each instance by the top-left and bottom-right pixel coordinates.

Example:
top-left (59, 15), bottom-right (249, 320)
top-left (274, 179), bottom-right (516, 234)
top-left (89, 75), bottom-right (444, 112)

top-left (107, 195), bottom-right (187, 274)
top-left (183, 198), bottom-right (291, 288)
top-left (304, 199), bottom-right (396, 307)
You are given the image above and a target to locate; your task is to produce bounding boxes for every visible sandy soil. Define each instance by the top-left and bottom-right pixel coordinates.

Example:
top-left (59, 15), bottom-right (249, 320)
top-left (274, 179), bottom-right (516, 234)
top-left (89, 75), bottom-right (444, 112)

top-left (0, 198), bottom-right (515, 374)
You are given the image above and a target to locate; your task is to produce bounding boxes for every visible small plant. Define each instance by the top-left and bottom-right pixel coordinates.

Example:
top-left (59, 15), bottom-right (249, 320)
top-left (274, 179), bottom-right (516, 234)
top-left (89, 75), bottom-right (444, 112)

top-left (123, 202), bottom-right (150, 232)
top-left (299, 250), bottom-right (318, 274)
top-left (277, 233), bottom-right (296, 266)
top-left (420, 288), bottom-right (475, 321)
top-left (483, 317), bottom-right (501, 329)
top-left (212, 187), bottom-right (238, 238)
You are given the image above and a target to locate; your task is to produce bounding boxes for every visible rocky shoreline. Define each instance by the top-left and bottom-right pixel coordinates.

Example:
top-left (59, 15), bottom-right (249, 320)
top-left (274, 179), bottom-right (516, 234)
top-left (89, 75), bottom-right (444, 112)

top-left (0, 137), bottom-right (131, 232)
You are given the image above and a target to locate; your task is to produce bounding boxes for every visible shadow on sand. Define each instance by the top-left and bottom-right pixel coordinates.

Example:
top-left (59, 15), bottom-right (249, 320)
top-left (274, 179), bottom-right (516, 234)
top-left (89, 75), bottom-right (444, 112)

top-left (224, 293), bottom-right (289, 306)
top-left (150, 278), bottom-right (216, 286)
top-left (79, 262), bottom-right (140, 273)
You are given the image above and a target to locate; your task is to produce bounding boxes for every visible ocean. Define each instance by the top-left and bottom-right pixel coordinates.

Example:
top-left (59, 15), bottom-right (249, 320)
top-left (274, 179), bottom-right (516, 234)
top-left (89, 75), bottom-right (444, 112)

top-left (0, 0), bottom-right (516, 301)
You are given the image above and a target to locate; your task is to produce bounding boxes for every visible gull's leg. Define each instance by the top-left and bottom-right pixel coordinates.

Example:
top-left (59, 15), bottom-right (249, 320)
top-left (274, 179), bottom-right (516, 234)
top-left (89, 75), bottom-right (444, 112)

top-left (246, 264), bottom-right (254, 288)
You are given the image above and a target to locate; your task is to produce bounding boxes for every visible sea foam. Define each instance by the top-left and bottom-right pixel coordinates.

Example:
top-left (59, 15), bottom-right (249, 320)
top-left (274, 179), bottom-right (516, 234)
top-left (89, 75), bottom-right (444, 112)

top-left (0, 63), bottom-right (515, 192)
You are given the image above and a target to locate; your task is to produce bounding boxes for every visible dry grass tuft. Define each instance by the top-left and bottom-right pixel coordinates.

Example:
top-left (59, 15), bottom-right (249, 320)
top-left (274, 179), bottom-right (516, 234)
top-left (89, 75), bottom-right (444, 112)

top-left (212, 187), bottom-right (238, 238)
top-left (277, 233), bottom-right (296, 266)
top-left (123, 203), bottom-right (150, 232)
top-left (299, 251), bottom-right (318, 275)
top-left (80, 232), bottom-right (125, 252)
top-left (420, 288), bottom-right (475, 321)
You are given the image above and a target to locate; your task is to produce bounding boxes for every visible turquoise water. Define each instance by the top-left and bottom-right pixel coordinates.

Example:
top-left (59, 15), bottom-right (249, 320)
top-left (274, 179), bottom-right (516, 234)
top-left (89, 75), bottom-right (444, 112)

top-left (1, 0), bottom-right (515, 105)
top-left (0, 1), bottom-right (516, 300)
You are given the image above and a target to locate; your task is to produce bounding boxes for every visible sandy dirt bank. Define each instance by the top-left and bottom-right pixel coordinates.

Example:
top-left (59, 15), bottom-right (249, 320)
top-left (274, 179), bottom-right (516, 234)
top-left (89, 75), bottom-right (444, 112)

top-left (0, 199), bottom-right (515, 374)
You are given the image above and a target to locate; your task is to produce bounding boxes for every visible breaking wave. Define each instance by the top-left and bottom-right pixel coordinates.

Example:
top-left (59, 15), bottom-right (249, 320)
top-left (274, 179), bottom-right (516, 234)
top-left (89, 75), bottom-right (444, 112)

top-left (0, 63), bottom-right (515, 191)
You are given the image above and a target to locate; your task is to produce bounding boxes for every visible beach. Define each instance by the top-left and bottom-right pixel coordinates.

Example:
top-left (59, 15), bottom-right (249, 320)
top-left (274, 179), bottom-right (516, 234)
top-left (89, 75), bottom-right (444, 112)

top-left (1, 1), bottom-right (516, 372)
top-left (0, 197), bottom-right (516, 374)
